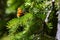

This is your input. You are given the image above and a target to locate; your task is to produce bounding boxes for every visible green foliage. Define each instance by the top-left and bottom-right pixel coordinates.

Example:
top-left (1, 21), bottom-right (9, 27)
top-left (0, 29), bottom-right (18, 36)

top-left (6, 0), bottom-right (58, 40)
top-left (0, 0), bottom-right (59, 40)
top-left (7, 13), bottom-right (43, 40)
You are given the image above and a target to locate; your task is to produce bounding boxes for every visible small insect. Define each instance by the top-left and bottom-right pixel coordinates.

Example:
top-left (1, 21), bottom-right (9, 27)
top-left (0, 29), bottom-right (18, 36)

top-left (17, 8), bottom-right (24, 18)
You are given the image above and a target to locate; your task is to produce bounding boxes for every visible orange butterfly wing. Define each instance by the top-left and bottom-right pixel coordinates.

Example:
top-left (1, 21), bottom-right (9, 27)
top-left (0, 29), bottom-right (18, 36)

top-left (17, 8), bottom-right (23, 17)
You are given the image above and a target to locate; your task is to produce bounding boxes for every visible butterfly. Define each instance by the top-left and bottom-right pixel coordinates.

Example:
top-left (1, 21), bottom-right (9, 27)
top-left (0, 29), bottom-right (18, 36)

top-left (17, 8), bottom-right (24, 18)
